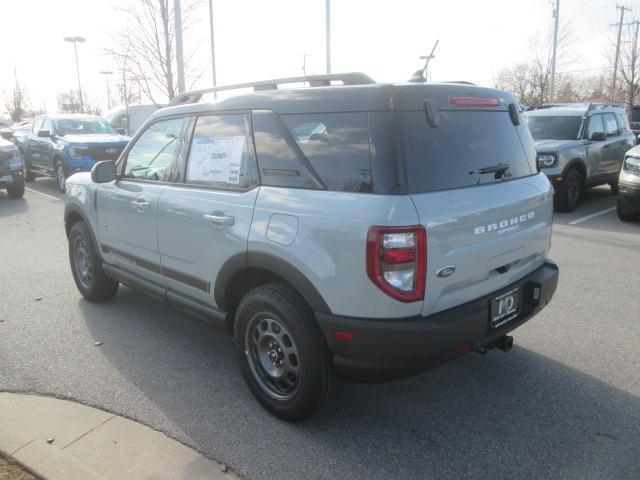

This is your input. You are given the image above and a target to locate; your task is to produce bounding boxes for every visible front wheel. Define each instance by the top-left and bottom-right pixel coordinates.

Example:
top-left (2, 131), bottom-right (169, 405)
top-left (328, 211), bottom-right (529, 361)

top-left (23, 158), bottom-right (35, 182)
top-left (6, 180), bottom-right (25, 198)
top-left (555, 168), bottom-right (582, 212)
top-left (617, 201), bottom-right (637, 222)
top-left (234, 283), bottom-right (340, 422)
top-left (55, 160), bottom-right (67, 192)
top-left (69, 221), bottom-right (119, 301)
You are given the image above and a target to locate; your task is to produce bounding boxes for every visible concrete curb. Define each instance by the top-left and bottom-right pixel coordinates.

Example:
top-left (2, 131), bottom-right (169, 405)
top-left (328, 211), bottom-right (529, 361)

top-left (0, 392), bottom-right (238, 480)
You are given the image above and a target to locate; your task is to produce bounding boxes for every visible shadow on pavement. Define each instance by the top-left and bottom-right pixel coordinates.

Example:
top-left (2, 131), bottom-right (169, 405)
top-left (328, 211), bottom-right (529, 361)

top-left (78, 289), bottom-right (640, 480)
top-left (0, 195), bottom-right (29, 217)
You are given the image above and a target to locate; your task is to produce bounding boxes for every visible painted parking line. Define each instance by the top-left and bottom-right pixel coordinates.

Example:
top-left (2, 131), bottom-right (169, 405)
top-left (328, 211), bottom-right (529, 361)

top-left (568, 206), bottom-right (616, 225)
top-left (25, 187), bottom-right (62, 201)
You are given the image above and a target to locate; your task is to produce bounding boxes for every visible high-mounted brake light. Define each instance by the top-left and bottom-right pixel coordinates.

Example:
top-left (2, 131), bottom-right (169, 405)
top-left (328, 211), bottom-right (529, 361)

top-left (449, 96), bottom-right (500, 107)
top-left (366, 226), bottom-right (426, 302)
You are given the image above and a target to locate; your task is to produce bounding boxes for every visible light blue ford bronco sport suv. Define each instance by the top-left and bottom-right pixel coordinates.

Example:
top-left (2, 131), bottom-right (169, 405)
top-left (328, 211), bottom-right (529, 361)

top-left (64, 73), bottom-right (559, 421)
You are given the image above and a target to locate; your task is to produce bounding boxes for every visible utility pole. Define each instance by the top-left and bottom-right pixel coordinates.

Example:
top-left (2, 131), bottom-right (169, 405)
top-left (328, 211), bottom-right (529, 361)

top-left (100, 71), bottom-right (113, 110)
top-left (299, 53), bottom-right (311, 76)
top-left (549, 0), bottom-right (560, 102)
top-left (325, 0), bottom-right (331, 74)
top-left (174, 0), bottom-right (186, 94)
top-left (63, 36), bottom-right (86, 113)
top-left (612, 4), bottom-right (632, 102)
top-left (208, 0), bottom-right (217, 99)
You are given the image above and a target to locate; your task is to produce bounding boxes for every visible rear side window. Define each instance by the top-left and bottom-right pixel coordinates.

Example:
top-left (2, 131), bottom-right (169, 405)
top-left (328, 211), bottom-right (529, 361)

top-left (281, 113), bottom-right (372, 192)
top-left (185, 114), bottom-right (255, 189)
top-left (403, 110), bottom-right (535, 193)
top-left (616, 112), bottom-right (630, 133)
top-left (586, 115), bottom-right (604, 139)
top-left (604, 113), bottom-right (620, 136)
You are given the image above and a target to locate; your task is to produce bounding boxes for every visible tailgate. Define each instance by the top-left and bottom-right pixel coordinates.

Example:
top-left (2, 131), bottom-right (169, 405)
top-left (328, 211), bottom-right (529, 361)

top-left (413, 174), bottom-right (553, 316)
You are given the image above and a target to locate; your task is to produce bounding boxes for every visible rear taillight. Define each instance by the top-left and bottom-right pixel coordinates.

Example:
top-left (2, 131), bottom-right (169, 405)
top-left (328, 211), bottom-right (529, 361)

top-left (366, 226), bottom-right (426, 302)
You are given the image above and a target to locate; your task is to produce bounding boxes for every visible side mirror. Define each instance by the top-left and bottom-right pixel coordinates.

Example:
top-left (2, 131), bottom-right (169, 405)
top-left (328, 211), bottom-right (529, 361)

top-left (91, 160), bottom-right (116, 183)
top-left (0, 130), bottom-right (13, 140)
top-left (590, 131), bottom-right (606, 141)
top-left (116, 128), bottom-right (127, 135)
top-left (37, 129), bottom-right (52, 138)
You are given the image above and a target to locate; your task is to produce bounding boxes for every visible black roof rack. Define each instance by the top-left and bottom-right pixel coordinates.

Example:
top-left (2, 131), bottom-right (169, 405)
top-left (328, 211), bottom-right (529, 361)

top-left (168, 72), bottom-right (376, 106)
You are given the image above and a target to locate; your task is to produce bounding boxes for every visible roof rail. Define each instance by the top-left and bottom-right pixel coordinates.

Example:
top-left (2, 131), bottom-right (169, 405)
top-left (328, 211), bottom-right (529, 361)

top-left (168, 72), bottom-right (376, 106)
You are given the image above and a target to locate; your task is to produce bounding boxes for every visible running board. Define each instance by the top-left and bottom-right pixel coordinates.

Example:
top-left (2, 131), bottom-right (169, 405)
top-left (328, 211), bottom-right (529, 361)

top-left (102, 263), bottom-right (228, 332)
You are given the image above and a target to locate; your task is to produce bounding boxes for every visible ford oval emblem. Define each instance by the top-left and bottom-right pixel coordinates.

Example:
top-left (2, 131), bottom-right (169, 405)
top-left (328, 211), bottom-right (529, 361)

top-left (436, 266), bottom-right (456, 278)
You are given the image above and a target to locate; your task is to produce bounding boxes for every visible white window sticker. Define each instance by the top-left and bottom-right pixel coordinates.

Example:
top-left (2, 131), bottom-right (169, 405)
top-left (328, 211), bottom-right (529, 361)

top-left (187, 135), bottom-right (245, 184)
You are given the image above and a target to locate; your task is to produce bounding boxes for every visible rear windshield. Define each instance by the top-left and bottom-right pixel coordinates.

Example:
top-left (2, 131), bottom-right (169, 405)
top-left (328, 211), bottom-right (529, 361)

top-left (631, 109), bottom-right (640, 123)
top-left (402, 110), bottom-right (536, 193)
top-left (526, 115), bottom-right (582, 140)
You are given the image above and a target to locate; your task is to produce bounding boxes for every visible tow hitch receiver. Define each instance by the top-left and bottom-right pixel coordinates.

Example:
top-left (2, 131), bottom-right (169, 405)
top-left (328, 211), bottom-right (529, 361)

top-left (477, 335), bottom-right (514, 354)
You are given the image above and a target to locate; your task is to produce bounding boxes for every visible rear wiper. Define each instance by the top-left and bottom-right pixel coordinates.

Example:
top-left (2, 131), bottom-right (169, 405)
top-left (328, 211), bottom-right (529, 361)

top-left (468, 163), bottom-right (511, 179)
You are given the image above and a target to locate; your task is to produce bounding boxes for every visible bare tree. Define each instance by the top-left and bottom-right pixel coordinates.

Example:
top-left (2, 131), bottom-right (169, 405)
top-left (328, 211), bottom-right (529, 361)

top-left (107, 0), bottom-right (203, 105)
top-left (4, 69), bottom-right (28, 122)
top-left (495, 23), bottom-right (572, 106)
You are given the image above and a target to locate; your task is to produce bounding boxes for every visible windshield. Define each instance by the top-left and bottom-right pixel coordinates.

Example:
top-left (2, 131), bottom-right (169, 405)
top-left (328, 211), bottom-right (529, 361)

top-left (526, 115), bottom-right (583, 140)
top-left (53, 118), bottom-right (117, 136)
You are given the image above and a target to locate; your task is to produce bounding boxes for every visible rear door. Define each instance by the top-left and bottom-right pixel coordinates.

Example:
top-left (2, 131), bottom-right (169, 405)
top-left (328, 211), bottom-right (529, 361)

top-left (602, 113), bottom-right (626, 177)
top-left (400, 100), bottom-right (553, 317)
top-left (25, 117), bottom-right (43, 166)
top-left (97, 116), bottom-right (187, 285)
top-left (157, 113), bottom-right (259, 307)
top-left (585, 114), bottom-right (607, 178)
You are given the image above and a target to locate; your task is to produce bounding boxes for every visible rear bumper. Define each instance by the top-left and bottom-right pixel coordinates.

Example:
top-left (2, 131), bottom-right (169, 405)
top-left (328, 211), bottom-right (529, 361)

top-left (316, 261), bottom-right (559, 382)
top-left (619, 181), bottom-right (640, 212)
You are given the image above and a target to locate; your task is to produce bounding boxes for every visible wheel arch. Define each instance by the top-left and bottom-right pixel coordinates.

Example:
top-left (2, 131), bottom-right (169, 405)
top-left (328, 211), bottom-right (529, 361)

top-left (563, 158), bottom-right (587, 184)
top-left (64, 204), bottom-right (103, 261)
top-left (215, 252), bottom-right (332, 333)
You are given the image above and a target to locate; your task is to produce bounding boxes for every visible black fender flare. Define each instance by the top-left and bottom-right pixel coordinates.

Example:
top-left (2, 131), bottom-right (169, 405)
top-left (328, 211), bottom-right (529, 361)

top-left (64, 203), bottom-right (104, 262)
top-left (214, 251), bottom-right (332, 314)
top-left (562, 158), bottom-right (587, 180)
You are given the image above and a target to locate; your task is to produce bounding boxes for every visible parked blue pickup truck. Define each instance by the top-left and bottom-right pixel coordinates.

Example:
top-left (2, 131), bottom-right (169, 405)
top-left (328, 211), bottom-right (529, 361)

top-left (23, 114), bottom-right (130, 191)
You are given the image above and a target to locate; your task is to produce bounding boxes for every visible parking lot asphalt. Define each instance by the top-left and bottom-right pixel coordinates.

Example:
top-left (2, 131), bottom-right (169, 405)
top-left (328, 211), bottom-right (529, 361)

top-left (1, 179), bottom-right (639, 480)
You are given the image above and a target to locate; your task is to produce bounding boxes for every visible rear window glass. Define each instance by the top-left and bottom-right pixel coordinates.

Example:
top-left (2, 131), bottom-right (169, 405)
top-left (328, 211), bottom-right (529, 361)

top-left (526, 115), bottom-right (582, 140)
top-left (631, 109), bottom-right (640, 123)
top-left (281, 113), bottom-right (372, 193)
top-left (403, 110), bottom-right (535, 193)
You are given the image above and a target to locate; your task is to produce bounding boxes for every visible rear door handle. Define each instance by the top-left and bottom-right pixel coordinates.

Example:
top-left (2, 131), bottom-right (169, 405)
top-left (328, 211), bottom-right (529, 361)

top-left (204, 212), bottom-right (235, 226)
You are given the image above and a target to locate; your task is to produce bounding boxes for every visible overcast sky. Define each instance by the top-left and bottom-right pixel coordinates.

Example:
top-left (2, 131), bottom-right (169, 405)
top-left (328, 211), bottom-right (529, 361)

top-left (1, 0), bottom-right (639, 115)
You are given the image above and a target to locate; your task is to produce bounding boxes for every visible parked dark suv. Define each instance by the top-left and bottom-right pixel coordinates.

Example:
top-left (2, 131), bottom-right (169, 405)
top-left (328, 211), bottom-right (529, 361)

top-left (65, 73), bottom-right (558, 421)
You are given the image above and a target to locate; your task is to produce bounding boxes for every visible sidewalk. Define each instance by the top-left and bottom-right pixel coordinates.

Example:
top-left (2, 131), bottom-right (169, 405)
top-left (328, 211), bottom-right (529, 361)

top-left (0, 392), bottom-right (237, 480)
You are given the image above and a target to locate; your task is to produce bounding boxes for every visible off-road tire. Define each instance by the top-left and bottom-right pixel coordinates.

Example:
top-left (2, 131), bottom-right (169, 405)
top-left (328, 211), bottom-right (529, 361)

top-left (6, 180), bottom-right (25, 198)
top-left (23, 157), bottom-right (35, 182)
top-left (617, 201), bottom-right (637, 222)
top-left (555, 168), bottom-right (582, 212)
top-left (55, 159), bottom-right (67, 192)
top-left (234, 283), bottom-right (340, 422)
top-left (69, 221), bottom-right (119, 302)
top-left (610, 181), bottom-right (619, 195)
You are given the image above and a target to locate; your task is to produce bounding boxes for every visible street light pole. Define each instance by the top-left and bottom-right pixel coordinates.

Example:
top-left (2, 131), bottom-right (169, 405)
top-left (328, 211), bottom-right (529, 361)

top-left (549, 0), bottom-right (560, 102)
top-left (64, 36), bottom-right (86, 113)
top-left (325, 0), bottom-right (331, 74)
top-left (208, 0), bottom-right (217, 99)
top-left (174, 0), bottom-right (186, 94)
top-left (100, 71), bottom-right (113, 110)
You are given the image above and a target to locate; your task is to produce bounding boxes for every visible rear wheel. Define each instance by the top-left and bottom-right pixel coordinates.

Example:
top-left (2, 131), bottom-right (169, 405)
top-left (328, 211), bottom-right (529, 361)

top-left (555, 168), bottom-right (582, 212)
top-left (617, 200), bottom-right (637, 222)
top-left (55, 160), bottom-right (67, 192)
top-left (610, 181), bottom-right (619, 195)
top-left (69, 221), bottom-right (119, 301)
top-left (234, 283), bottom-right (340, 422)
top-left (23, 160), bottom-right (35, 182)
